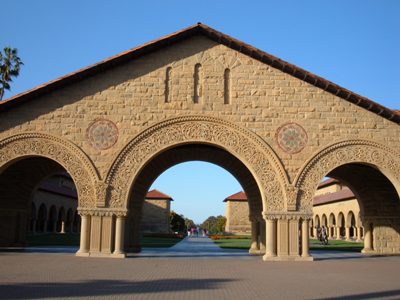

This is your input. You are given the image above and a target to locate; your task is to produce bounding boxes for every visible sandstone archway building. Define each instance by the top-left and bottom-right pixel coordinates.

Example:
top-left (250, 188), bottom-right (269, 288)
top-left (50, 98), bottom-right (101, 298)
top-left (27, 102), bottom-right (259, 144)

top-left (1, 23), bottom-right (399, 260)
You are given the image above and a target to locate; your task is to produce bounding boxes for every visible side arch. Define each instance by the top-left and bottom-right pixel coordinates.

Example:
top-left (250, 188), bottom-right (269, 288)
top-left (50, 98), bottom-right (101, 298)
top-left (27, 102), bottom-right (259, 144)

top-left (295, 139), bottom-right (400, 212)
top-left (106, 116), bottom-right (290, 213)
top-left (0, 132), bottom-right (99, 208)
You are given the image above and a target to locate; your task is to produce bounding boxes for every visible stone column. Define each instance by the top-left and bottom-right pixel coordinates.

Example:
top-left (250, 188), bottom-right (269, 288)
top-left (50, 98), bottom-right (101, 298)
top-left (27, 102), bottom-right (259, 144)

top-left (113, 216), bottom-right (126, 257)
top-left (249, 219), bottom-right (260, 255)
top-left (259, 220), bottom-right (266, 254)
top-left (336, 226), bottom-right (341, 239)
top-left (302, 219), bottom-right (311, 259)
top-left (313, 227), bottom-right (317, 238)
top-left (263, 218), bottom-right (276, 260)
top-left (60, 221), bottom-right (65, 234)
top-left (76, 214), bottom-right (90, 256)
top-left (345, 227), bottom-right (351, 241)
top-left (362, 223), bottom-right (373, 253)
top-left (357, 227), bottom-right (363, 242)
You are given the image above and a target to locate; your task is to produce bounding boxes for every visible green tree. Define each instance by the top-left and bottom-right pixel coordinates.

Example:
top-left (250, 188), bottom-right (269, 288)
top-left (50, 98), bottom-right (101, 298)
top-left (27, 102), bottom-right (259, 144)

top-left (0, 47), bottom-right (23, 100)
top-left (170, 211), bottom-right (186, 233)
top-left (184, 217), bottom-right (195, 230)
top-left (201, 215), bottom-right (226, 234)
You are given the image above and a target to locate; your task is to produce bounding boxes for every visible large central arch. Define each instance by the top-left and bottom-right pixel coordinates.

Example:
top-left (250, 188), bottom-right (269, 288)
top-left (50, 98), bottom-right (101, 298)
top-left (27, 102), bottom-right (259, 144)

top-left (106, 116), bottom-right (290, 213)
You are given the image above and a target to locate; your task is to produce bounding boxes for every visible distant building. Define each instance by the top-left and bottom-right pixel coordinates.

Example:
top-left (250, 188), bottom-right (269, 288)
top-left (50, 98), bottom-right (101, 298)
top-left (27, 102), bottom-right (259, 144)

top-left (224, 179), bottom-right (364, 241)
top-left (224, 191), bottom-right (250, 234)
top-left (140, 189), bottom-right (173, 234)
top-left (29, 177), bottom-right (173, 235)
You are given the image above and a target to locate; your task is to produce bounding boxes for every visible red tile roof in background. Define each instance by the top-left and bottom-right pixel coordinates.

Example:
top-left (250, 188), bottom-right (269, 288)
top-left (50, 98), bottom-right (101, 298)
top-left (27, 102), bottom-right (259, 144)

top-left (1, 23), bottom-right (399, 124)
top-left (313, 188), bottom-right (355, 206)
top-left (223, 191), bottom-right (248, 202)
top-left (146, 189), bottom-right (173, 200)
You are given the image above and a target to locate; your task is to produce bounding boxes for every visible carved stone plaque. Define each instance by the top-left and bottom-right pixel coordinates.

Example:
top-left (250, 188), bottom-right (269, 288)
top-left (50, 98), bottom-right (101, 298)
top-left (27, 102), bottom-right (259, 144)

top-left (276, 122), bottom-right (308, 154)
top-left (87, 119), bottom-right (118, 150)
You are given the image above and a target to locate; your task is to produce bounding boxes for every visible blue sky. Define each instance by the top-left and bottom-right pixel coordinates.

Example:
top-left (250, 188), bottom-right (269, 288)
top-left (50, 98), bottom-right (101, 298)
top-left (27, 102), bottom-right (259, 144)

top-left (2, 1), bottom-right (399, 223)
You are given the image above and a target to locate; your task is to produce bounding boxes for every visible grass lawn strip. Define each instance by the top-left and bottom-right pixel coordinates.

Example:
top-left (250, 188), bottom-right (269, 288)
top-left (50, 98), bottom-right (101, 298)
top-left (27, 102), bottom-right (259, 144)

top-left (212, 236), bottom-right (363, 252)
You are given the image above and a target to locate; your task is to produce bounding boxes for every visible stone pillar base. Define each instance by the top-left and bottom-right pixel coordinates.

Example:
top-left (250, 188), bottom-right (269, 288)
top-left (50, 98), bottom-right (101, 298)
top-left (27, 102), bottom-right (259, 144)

top-left (249, 248), bottom-right (262, 255)
top-left (76, 251), bottom-right (126, 258)
top-left (75, 251), bottom-right (90, 257)
top-left (263, 255), bottom-right (313, 262)
top-left (361, 248), bottom-right (374, 254)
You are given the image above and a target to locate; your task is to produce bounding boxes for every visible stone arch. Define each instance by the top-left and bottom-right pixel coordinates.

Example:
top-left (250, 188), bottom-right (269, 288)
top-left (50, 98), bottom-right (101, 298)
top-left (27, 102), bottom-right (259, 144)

top-left (347, 211), bottom-right (356, 227)
top-left (329, 213), bottom-right (336, 227)
top-left (0, 133), bottom-right (99, 208)
top-left (321, 214), bottom-right (327, 227)
top-left (295, 139), bottom-right (400, 212)
top-left (106, 116), bottom-right (290, 213)
top-left (315, 215), bottom-right (320, 227)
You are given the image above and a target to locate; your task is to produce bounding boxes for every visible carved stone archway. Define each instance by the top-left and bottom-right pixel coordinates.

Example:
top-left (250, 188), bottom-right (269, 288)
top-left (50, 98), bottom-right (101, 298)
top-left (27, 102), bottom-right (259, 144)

top-left (295, 139), bottom-right (400, 254)
top-left (295, 139), bottom-right (400, 212)
top-left (106, 116), bottom-right (290, 213)
top-left (0, 132), bottom-right (99, 208)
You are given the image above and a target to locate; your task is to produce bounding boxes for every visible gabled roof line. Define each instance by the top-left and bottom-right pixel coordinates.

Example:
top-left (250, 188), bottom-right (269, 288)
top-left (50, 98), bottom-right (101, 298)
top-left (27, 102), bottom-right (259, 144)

top-left (1, 23), bottom-right (398, 124)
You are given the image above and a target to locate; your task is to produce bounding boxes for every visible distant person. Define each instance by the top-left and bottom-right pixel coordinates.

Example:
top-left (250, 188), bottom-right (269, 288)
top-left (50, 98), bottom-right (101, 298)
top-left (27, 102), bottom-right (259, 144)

top-left (187, 228), bottom-right (191, 237)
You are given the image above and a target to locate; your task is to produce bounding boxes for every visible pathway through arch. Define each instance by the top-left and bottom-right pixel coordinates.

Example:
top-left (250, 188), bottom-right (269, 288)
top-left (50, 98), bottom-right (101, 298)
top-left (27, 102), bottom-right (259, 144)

top-left (130, 236), bottom-right (252, 259)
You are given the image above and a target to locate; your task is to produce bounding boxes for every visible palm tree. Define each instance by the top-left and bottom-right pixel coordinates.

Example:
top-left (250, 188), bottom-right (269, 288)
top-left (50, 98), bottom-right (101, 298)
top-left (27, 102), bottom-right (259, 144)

top-left (0, 47), bottom-right (23, 100)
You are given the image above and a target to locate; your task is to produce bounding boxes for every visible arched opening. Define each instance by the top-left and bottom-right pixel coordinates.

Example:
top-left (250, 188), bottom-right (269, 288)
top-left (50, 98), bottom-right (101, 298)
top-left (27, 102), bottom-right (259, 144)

top-left (347, 211), bottom-right (356, 240)
top-left (337, 212), bottom-right (345, 239)
top-left (37, 204), bottom-right (47, 233)
top-left (123, 144), bottom-right (264, 254)
top-left (310, 163), bottom-right (400, 254)
top-left (0, 156), bottom-right (80, 248)
top-left (329, 213), bottom-right (336, 237)
top-left (30, 203), bottom-right (37, 234)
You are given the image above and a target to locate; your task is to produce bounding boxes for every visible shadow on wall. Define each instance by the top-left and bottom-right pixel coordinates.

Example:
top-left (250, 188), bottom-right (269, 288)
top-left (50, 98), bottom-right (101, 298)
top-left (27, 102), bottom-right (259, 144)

top-left (0, 278), bottom-right (236, 299)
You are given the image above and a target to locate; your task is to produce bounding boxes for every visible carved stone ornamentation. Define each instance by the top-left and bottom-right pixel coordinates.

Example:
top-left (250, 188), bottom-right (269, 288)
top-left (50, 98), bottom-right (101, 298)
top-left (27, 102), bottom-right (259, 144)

top-left (0, 133), bottom-right (99, 208)
top-left (276, 123), bottom-right (308, 154)
top-left (87, 119), bottom-right (118, 150)
top-left (106, 116), bottom-right (290, 212)
top-left (295, 140), bottom-right (400, 212)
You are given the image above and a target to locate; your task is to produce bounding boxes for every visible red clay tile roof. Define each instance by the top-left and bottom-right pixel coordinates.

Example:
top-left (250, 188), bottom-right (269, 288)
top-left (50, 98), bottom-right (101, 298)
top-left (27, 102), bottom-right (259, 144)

top-left (313, 188), bottom-right (355, 206)
top-left (1, 23), bottom-right (399, 124)
top-left (223, 191), bottom-right (248, 202)
top-left (146, 189), bottom-right (173, 200)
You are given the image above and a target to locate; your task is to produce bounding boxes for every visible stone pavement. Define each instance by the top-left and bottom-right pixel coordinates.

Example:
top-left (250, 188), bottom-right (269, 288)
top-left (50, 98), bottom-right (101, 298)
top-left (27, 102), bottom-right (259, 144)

top-left (130, 236), bottom-right (251, 259)
top-left (1, 238), bottom-right (400, 299)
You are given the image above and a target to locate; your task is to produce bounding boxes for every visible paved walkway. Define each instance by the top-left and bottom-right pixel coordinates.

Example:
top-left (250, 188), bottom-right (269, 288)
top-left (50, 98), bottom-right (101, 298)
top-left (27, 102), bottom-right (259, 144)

top-left (130, 236), bottom-right (251, 259)
top-left (1, 239), bottom-right (400, 299)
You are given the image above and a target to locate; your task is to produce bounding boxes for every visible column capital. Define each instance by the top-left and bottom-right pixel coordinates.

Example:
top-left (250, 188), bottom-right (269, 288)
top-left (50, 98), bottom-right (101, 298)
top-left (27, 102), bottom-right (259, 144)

top-left (262, 212), bottom-right (313, 221)
top-left (77, 208), bottom-right (128, 217)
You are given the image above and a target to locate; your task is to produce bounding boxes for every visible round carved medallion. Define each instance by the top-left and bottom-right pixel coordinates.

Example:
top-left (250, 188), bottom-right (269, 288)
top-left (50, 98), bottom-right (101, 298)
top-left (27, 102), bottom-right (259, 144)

top-left (87, 119), bottom-right (118, 150)
top-left (276, 122), bottom-right (308, 154)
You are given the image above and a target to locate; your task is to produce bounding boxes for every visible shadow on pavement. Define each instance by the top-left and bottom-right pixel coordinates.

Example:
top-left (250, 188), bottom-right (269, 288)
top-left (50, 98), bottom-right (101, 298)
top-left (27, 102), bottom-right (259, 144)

top-left (0, 278), bottom-right (237, 299)
top-left (314, 289), bottom-right (400, 300)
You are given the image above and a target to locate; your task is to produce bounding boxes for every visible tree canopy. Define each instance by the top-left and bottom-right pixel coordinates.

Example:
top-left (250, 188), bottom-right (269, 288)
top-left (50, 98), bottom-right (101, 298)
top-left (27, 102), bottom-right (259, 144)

top-left (0, 47), bottom-right (23, 100)
top-left (201, 215), bottom-right (226, 234)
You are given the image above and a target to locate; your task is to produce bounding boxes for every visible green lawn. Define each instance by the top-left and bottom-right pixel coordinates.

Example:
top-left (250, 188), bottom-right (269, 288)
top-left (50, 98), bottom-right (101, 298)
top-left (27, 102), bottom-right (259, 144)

top-left (309, 239), bottom-right (363, 252)
top-left (212, 236), bottom-right (364, 252)
top-left (213, 237), bottom-right (251, 249)
top-left (27, 233), bottom-right (182, 248)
